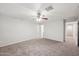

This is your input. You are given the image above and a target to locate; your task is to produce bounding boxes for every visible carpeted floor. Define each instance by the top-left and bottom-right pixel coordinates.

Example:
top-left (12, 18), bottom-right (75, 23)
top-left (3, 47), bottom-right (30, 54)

top-left (0, 38), bottom-right (79, 56)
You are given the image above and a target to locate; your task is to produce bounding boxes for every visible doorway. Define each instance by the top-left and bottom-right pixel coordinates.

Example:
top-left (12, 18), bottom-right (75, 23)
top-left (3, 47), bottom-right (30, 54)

top-left (65, 21), bottom-right (78, 46)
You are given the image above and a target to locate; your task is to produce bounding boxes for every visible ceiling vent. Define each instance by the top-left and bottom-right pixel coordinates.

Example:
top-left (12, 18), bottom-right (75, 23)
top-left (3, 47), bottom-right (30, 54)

top-left (45, 5), bottom-right (53, 11)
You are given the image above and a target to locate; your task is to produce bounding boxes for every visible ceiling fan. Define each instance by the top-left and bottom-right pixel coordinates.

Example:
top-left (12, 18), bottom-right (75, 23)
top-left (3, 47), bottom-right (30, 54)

top-left (33, 5), bottom-right (54, 24)
top-left (36, 5), bottom-right (53, 20)
top-left (18, 4), bottom-right (54, 23)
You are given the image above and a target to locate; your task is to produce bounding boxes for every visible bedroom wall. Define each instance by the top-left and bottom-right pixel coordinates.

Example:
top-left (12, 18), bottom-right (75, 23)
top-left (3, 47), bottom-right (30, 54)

top-left (0, 15), bottom-right (65, 47)
top-left (44, 16), bottom-right (65, 42)
top-left (0, 15), bottom-right (40, 47)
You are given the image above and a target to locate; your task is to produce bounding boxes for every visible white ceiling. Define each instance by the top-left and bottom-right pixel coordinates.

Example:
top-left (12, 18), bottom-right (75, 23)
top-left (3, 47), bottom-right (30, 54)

top-left (0, 3), bottom-right (79, 21)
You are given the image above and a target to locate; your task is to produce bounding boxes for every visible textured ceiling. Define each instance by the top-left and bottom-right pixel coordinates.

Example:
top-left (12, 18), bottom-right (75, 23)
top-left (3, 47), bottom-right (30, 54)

top-left (0, 3), bottom-right (79, 21)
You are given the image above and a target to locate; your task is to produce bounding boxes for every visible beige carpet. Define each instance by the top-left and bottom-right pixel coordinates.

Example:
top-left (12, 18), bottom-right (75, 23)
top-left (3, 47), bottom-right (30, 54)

top-left (0, 38), bottom-right (79, 56)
